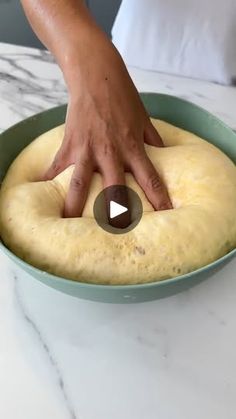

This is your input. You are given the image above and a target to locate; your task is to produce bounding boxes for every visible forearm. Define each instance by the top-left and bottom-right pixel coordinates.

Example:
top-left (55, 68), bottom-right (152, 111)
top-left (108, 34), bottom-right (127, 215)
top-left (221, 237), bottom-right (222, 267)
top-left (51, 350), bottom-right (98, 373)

top-left (21, 2), bottom-right (171, 215)
top-left (21, 0), bottom-right (113, 89)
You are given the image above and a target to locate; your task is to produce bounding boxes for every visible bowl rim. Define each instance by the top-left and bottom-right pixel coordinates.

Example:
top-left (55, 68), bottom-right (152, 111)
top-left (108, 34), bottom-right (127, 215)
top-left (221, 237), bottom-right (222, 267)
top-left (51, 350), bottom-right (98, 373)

top-left (0, 92), bottom-right (235, 291)
top-left (1, 240), bottom-right (235, 290)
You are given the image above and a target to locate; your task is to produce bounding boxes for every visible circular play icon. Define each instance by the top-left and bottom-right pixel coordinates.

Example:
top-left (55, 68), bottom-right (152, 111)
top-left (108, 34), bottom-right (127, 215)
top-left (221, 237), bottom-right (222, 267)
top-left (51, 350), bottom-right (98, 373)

top-left (93, 185), bottom-right (143, 234)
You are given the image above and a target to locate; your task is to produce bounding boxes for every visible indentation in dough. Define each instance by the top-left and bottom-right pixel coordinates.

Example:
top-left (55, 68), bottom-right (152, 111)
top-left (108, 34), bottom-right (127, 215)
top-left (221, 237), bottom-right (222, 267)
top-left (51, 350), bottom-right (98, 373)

top-left (0, 119), bottom-right (235, 285)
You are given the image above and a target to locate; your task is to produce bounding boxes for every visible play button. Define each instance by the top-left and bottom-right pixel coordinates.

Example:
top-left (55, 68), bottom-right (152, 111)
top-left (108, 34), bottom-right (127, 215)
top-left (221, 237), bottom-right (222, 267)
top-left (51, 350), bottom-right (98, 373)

top-left (110, 200), bottom-right (128, 219)
top-left (93, 185), bottom-right (143, 234)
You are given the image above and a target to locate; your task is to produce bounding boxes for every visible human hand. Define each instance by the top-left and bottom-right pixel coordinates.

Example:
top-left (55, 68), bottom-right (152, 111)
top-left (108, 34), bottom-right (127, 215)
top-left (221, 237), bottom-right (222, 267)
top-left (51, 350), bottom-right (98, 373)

top-left (43, 28), bottom-right (172, 218)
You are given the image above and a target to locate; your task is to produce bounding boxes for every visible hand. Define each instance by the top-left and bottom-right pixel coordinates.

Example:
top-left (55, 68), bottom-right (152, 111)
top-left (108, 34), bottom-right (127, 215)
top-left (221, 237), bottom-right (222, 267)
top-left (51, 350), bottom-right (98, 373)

top-left (22, 0), bottom-right (172, 219)
top-left (43, 32), bottom-right (172, 218)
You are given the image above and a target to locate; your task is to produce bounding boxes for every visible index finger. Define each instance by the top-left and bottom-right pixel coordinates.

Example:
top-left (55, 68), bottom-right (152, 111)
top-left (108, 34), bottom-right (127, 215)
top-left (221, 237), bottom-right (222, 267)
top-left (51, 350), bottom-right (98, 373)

top-left (64, 151), bottom-right (93, 218)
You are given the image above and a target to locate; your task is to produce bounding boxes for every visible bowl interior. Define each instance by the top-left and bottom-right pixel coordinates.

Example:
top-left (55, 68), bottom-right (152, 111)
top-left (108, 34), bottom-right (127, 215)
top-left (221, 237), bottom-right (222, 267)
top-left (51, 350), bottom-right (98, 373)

top-left (0, 93), bottom-right (235, 303)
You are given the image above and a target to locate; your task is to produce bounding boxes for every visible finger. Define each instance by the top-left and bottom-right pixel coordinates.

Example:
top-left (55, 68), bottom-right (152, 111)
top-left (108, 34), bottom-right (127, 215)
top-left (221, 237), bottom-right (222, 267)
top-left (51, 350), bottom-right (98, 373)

top-left (101, 154), bottom-right (125, 188)
top-left (144, 121), bottom-right (164, 147)
top-left (130, 154), bottom-right (172, 211)
top-left (100, 156), bottom-right (130, 228)
top-left (42, 149), bottom-right (69, 181)
top-left (64, 151), bottom-right (93, 218)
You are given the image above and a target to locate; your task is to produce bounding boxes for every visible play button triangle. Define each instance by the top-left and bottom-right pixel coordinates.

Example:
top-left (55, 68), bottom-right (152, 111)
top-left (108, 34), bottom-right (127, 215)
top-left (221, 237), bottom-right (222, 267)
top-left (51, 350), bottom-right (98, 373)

top-left (109, 200), bottom-right (128, 219)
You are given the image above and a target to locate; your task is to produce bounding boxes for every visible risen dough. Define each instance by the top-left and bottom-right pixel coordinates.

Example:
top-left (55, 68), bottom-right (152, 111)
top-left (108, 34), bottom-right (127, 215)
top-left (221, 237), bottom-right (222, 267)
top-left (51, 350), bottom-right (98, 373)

top-left (0, 119), bottom-right (236, 284)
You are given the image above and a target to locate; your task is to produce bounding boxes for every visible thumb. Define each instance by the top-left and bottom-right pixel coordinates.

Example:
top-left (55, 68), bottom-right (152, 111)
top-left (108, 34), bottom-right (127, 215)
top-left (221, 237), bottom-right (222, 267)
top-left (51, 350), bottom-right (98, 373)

top-left (42, 149), bottom-right (69, 181)
top-left (144, 121), bottom-right (164, 147)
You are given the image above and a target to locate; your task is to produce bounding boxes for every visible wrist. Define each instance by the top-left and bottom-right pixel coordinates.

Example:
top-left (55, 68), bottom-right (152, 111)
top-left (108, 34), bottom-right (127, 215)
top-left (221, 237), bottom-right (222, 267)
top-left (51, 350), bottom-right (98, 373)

top-left (61, 30), bottom-right (122, 95)
top-left (60, 28), bottom-right (105, 82)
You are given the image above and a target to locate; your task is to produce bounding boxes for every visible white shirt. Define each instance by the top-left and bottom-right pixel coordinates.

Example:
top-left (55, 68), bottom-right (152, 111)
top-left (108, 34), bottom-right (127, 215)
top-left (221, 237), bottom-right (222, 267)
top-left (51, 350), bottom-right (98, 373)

top-left (112, 0), bottom-right (236, 85)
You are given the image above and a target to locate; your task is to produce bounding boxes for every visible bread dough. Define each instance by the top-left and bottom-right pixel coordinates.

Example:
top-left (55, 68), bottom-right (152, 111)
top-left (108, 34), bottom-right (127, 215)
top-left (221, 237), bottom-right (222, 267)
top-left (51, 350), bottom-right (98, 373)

top-left (0, 119), bottom-right (236, 284)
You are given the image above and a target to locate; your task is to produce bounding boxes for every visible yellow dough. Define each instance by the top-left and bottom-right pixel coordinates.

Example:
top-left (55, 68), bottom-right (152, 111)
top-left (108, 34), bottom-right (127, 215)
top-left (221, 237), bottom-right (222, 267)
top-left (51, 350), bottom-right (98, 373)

top-left (0, 119), bottom-right (236, 284)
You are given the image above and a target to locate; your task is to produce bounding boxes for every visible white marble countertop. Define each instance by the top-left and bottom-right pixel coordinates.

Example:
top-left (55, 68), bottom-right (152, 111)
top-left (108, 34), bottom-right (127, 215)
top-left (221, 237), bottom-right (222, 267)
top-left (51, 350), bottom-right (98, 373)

top-left (0, 42), bottom-right (236, 419)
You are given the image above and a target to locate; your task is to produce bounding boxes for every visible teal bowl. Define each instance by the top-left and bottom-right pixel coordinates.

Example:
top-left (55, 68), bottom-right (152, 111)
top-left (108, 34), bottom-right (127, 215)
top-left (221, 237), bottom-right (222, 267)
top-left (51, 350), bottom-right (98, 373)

top-left (0, 93), bottom-right (235, 303)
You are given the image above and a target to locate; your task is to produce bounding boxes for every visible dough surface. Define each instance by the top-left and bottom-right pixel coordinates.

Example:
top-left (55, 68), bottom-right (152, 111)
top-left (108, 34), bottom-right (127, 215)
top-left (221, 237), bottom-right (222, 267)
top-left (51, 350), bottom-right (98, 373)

top-left (0, 119), bottom-right (236, 285)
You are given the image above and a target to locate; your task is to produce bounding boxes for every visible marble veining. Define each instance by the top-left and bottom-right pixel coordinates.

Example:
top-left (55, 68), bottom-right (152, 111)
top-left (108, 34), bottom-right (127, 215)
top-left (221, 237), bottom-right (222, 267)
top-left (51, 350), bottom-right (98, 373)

top-left (0, 42), bottom-right (236, 419)
top-left (0, 44), bottom-right (67, 132)
top-left (13, 273), bottom-right (78, 419)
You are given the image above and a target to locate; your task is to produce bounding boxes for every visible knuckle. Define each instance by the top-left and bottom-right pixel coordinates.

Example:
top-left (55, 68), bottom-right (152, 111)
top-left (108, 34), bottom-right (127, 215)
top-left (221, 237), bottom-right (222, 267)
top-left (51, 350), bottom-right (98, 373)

top-left (103, 142), bottom-right (117, 156)
top-left (147, 173), bottom-right (163, 192)
top-left (78, 157), bottom-right (89, 168)
top-left (70, 176), bottom-right (86, 191)
top-left (127, 137), bottom-right (139, 154)
top-left (52, 158), bottom-right (61, 173)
